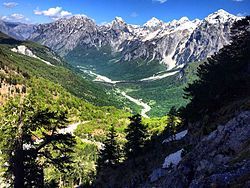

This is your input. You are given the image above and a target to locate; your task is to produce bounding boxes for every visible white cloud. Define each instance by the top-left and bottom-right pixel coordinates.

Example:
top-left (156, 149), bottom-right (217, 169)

top-left (153, 0), bottom-right (167, 3)
top-left (34, 7), bottom-right (72, 20)
top-left (130, 12), bottom-right (139, 18)
top-left (3, 2), bottom-right (18, 8)
top-left (233, 0), bottom-right (244, 2)
top-left (1, 13), bottom-right (29, 22)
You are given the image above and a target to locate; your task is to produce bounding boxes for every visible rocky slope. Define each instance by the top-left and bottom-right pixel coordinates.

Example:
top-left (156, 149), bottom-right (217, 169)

top-left (25, 9), bottom-right (239, 69)
top-left (0, 9), bottom-right (240, 70)
top-left (145, 110), bottom-right (250, 187)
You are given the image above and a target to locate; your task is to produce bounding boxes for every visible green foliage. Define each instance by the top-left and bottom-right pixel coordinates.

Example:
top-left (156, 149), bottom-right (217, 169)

top-left (0, 91), bottom-right (76, 187)
top-left (124, 114), bottom-right (148, 159)
top-left (66, 46), bottom-right (167, 80)
top-left (116, 73), bottom-right (184, 117)
top-left (162, 106), bottom-right (180, 140)
top-left (181, 17), bottom-right (250, 123)
top-left (45, 139), bottom-right (98, 187)
top-left (97, 125), bottom-right (120, 171)
top-left (0, 33), bottom-right (127, 109)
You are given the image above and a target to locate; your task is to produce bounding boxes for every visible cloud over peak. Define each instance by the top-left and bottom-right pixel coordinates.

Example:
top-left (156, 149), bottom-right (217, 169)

top-left (34, 7), bottom-right (72, 20)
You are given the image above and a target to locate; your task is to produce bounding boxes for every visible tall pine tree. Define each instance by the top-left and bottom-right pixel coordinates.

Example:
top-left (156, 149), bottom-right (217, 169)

top-left (163, 107), bottom-right (178, 141)
top-left (181, 16), bottom-right (250, 123)
top-left (97, 124), bottom-right (120, 171)
top-left (124, 114), bottom-right (147, 160)
top-left (0, 92), bottom-right (76, 187)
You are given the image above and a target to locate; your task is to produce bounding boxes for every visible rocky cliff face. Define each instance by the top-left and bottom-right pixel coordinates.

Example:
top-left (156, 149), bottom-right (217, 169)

top-left (0, 10), bottom-right (240, 69)
top-left (26, 9), bottom-right (239, 69)
top-left (145, 111), bottom-right (250, 187)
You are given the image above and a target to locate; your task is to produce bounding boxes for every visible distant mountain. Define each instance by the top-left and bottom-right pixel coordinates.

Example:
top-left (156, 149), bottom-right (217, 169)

top-left (26, 10), bottom-right (239, 69)
top-left (0, 9), bottom-right (241, 70)
top-left (0, 32), bottom-right (130, 108)
top-left (0, 20), bottom-right (35, 40)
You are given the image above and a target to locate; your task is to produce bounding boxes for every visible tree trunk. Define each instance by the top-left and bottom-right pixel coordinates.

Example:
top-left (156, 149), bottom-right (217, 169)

top-left (13, 148), bottom-right (24, 188)
top-left (13, 108), bottom-right (25, 188)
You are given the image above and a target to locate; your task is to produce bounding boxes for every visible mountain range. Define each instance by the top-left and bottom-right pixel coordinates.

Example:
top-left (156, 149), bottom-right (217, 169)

top-left (0, 9), bottom-right (240, 71)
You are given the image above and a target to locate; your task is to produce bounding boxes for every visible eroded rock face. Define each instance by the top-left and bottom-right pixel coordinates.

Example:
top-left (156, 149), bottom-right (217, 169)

top-left (25, 10), bottom-right (240, 69)
top-left (145, 111), bottom-right (250, 187)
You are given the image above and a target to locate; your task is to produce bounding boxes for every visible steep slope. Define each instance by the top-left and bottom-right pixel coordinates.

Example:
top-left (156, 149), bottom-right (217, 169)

top-left (0, 32), bottom-right (132, 108)
top-left (91, 17), bottom-right (250, 187)
top-left (25, 9), bottom-right (240, 74)
top-left (0, 20), bottom-right (35, 40)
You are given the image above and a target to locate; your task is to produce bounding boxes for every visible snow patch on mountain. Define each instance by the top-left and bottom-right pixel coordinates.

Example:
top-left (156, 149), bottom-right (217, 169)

top-left (140, 70), bottom-right (179, 81)
top-left (11, 45), bottom-right (55, 66)
top-left (23, 9), bottom-right (241, 70)
top-left (162, 130), bottom-right (188, 144)
top-left (162, 149), bottom-right (184, 168)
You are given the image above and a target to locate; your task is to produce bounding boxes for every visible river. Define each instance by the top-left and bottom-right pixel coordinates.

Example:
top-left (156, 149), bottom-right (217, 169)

top-left (78, 66), bottom-right (179, 118)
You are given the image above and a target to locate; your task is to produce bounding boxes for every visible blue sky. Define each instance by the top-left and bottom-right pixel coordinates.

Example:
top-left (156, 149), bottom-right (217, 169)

top-left (0, 0), bottom-right (249, 24)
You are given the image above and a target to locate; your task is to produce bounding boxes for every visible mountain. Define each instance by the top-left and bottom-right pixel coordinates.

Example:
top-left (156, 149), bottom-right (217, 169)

top-left (92, 16), bottom-right (250, 187)
top-left (0, 31), bottom-right (133, 108)
top-left (0, 10), bottom-right (243, 116)
top-left (23, 9), bottom-right (239, 71)
top-left (0, 20), bottom-right (35, 40)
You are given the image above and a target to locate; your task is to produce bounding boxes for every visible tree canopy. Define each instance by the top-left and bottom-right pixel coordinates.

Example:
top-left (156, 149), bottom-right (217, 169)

top-left (181, 16), bottom-right (250, 123)
top-left (0, 90), bottom-right (76, 187)
top-left (124, 114), bottom-right (147, 159)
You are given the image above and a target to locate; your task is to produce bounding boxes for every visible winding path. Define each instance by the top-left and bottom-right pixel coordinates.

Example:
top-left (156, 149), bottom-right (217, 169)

top-left (60, 121), bottom-right (103, 149)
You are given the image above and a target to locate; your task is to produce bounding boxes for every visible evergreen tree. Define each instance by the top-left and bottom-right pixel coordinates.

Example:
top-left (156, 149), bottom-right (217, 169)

top-left (0, 93), bottom-right (76, 187)
top-left (97, 124), bottom-right (120, 171)
top-left (163, 107), bottom-right (178, 141)
top-left (124, 114), bottom-right (147, 160)
top-left (181, 17), bottom-right (250, 123)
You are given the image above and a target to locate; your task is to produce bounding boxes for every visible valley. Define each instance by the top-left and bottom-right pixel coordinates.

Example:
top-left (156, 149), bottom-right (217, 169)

top-left (77, 65), bottom-right (184, 117)
top-left (0, 4), bottom-right (249, 187)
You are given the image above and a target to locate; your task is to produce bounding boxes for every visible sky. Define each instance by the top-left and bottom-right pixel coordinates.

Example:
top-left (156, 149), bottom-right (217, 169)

top-left (0, 0), bottom-right (249, 25)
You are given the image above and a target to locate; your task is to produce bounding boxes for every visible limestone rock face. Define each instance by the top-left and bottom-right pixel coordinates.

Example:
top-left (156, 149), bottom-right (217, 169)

top-left (145, 111), bottom-right (250, 187)
top-left (0, 10), bottom-right (240, 69)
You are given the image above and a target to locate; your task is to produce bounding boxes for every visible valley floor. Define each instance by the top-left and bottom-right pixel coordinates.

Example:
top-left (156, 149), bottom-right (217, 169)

top-left (78, 66), bottom-right (181, 117)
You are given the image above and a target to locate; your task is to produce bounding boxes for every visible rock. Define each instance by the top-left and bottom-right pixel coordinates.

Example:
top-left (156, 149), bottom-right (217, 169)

top-left (145, 111), bottom-right (250, 187)
top-left (149, 168), bottom-right (167, 182)
top-left (0, 10), bottom-right (240, 69)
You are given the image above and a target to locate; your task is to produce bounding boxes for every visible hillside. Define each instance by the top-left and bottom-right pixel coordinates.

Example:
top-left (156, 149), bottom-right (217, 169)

top-left (0, 10), bottom-right (240, 80)
top-left (0, 32), bottom-right (137, 109)
top-left (0, 10), bottom-right (241, 117)
top-left (0, 32), bottom-right (172, 186)
top-left (91, 16), bottom-right (250, 188)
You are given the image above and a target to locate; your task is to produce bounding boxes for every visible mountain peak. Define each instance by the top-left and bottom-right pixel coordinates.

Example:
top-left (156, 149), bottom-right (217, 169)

top-left (143, 17), bottom-right (163, 28)
top-left (71, 14), bottom-right (88, 19)
top-left (109, 16), bottom-right (127, 30)
top-left (205, 9), bottom-right (237, 24)
top-left (114, 17), bottom-right (124, 23)
top-left (178, 17), bottom-right (190, 23)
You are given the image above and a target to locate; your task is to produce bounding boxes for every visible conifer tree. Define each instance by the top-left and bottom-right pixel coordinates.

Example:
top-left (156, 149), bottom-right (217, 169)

top-left (181, 16), bottom-right (250, 123)
top-left (124, 114), bottom-right (147, 160)
top-left (163, 107), bottom-right (178, 141)
top-left (97, 124), bottom-right (120, 171)
top-left (0, 93), bottom-right (76, 187)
